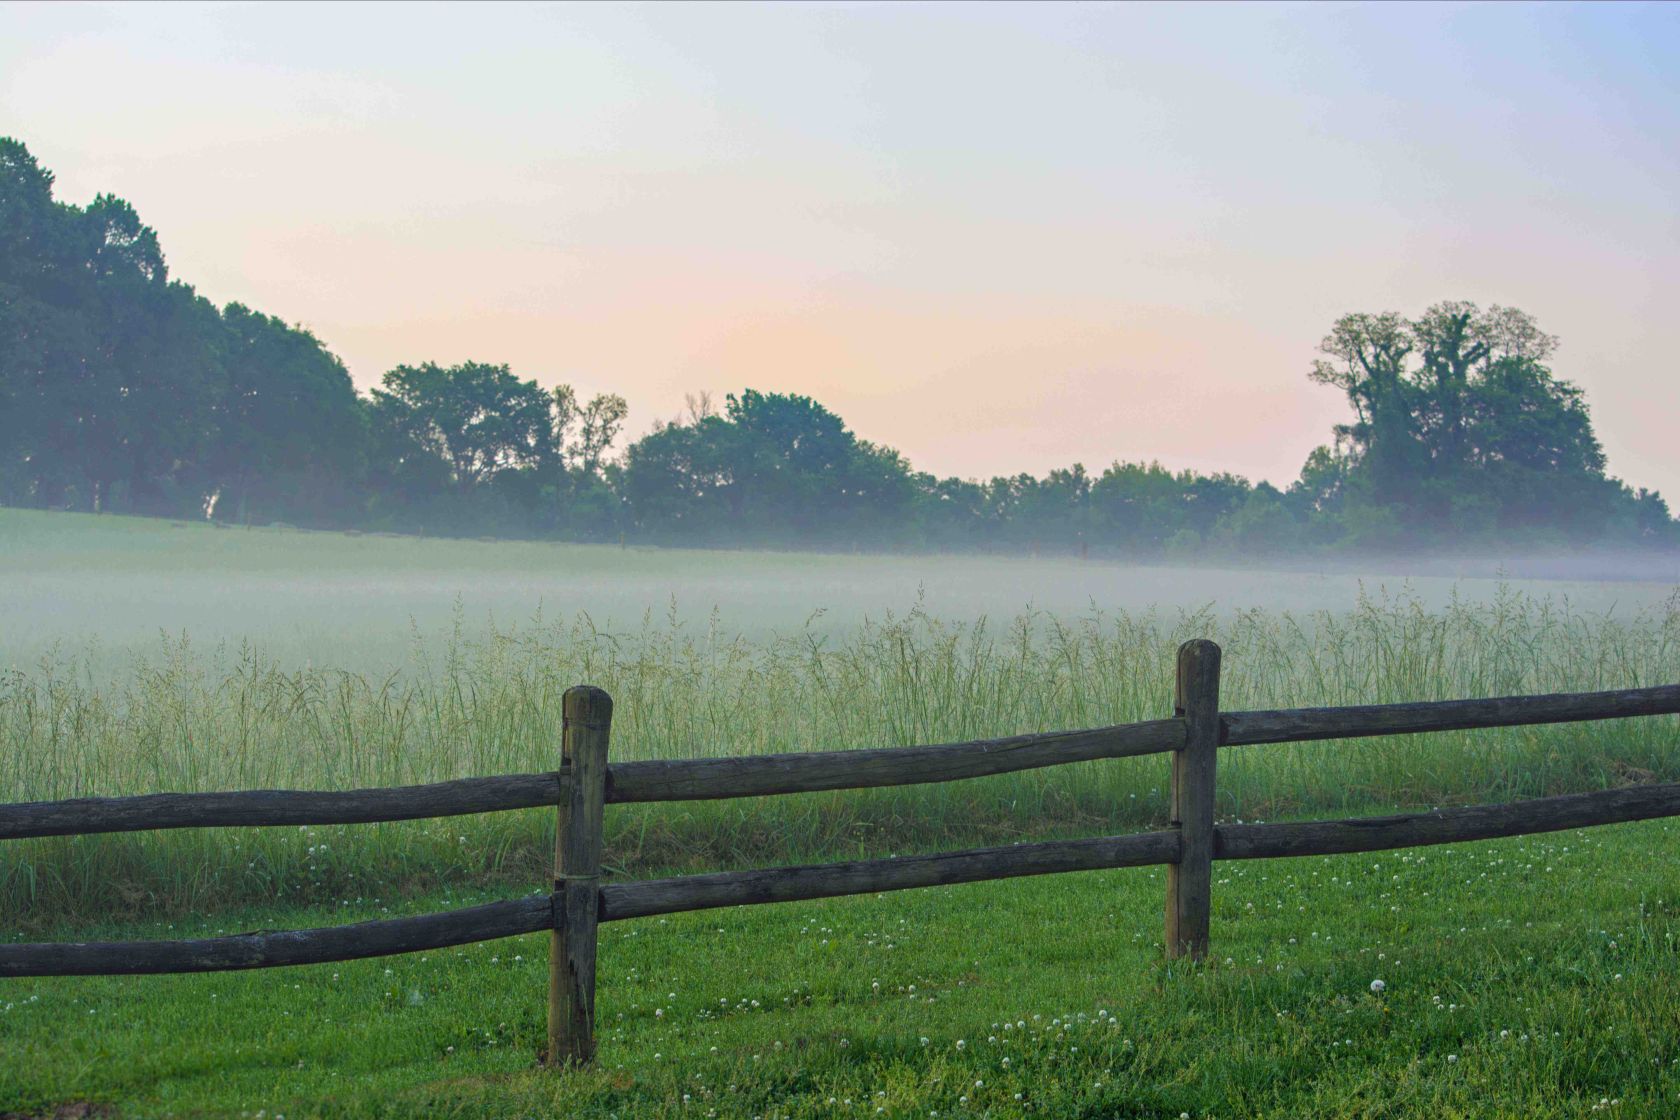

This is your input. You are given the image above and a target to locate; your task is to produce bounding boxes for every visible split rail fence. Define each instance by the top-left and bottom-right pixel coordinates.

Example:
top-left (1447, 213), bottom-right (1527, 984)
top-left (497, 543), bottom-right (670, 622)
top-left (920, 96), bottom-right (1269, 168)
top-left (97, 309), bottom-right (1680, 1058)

top-left (5, 640), bottom-right (1680, 1065)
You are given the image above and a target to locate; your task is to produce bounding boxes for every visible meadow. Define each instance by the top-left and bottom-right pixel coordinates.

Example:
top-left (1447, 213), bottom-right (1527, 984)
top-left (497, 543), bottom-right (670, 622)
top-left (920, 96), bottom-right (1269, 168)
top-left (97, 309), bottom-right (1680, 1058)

top-left (7, 826), bottom-right (1680, 1118)
top-left (3, 508), bottom-right (1680, 1117)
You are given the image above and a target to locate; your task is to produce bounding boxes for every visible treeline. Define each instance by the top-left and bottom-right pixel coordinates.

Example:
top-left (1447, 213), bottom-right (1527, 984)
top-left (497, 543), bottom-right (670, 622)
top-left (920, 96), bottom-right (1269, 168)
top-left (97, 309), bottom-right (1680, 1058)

top-left (1, 137), bottom-right (1673, 555)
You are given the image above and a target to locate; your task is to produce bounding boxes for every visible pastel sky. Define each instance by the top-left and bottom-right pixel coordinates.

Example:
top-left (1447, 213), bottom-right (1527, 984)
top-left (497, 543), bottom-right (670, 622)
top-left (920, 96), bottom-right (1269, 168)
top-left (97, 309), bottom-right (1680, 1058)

top-left (2, 2), bottom-right (1676, 493)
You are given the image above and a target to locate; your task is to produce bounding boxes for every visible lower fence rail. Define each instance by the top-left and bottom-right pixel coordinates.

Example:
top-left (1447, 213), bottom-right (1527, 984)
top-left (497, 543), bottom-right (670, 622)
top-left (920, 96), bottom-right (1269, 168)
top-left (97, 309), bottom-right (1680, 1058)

top-left (0, 896), bottom-right (554, 977)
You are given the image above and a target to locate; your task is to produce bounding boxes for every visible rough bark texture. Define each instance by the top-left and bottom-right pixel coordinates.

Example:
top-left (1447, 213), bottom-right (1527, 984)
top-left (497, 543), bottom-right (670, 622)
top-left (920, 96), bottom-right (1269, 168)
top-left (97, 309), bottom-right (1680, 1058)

top-left (0, 723), bottom-right (1183, 836)
top-left (0, 773), bottom-right (564, 839)
top-left (0, 896), bottom-right (553, 977)
top-left (1165, 639), bottom-right (1220, 961)
top-left (605, 720), bottom-right (1184, 803)
top-left (601, 829), bottom-right (1182, 921)
top-left (1217, 781), bottom-right (1680, 860)
top-left (1222, 685), bottom-right (1680, 747)
top-left (549, 685), bottom-right (611, 1068)
top-left (10, 783), bottom-right (1680, 980)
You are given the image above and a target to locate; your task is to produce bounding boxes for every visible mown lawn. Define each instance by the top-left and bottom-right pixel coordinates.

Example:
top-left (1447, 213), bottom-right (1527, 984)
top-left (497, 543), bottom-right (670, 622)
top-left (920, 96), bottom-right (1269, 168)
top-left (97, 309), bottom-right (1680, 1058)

top-left (6, 819), bottom-right (1680, 1119)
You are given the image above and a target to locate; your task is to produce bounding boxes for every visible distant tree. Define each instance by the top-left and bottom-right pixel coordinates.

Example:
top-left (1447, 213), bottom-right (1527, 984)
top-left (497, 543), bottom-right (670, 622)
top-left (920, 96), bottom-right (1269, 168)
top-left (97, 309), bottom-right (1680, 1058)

top-left (100, 282), bottom-right (226, 517)
top-left (619, 389), bottom-right (913, 543)
top-left (208, 305), bottom-right (364, 524)
top-left (1309, 311), bottom-right (1420, 509)
top-left (0, 139), bottom-right (223, 516)
top-left (552, 384), bottom-right (629, 477)
top-left (1087, 461), bottom-right (1250, 555)
top-left (373, 362), bottom-right (554, 490)
top-left (3, 130), bottom-right (1673, 556)
top-left (908, 472), bottom-right (987, 549)
top-left (362, 388), bottom-right (449, 519)
top-left (1212, 483), bottom-right (1299, 555)
top-left (539, 383), bottom-right (630, 537)
top-left (1302, 301), bottom-right (1657, 546)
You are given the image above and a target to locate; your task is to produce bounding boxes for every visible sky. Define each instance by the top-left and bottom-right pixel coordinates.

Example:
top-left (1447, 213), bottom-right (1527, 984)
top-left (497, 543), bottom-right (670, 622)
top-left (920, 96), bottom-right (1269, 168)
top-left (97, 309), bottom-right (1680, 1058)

top-left (2, 1), bottom-right (1677, 493)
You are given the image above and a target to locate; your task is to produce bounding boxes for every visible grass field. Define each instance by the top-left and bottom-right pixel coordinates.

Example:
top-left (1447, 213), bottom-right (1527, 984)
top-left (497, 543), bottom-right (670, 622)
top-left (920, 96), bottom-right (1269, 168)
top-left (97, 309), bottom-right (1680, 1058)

top-left (5, 507), bottom-right (1679, 674)
top-left (4, 509), bottom-right (1680, 1117)
top-left (5, 824), bottom-right (1679, 1118)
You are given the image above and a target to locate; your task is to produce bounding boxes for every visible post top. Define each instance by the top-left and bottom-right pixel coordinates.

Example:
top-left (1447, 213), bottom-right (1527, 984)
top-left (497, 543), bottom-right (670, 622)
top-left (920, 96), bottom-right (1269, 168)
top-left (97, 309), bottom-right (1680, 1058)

top-left (563, 685), bottom-right (614, 723)
top-left (1177, 638), bottom-right (1222, 662)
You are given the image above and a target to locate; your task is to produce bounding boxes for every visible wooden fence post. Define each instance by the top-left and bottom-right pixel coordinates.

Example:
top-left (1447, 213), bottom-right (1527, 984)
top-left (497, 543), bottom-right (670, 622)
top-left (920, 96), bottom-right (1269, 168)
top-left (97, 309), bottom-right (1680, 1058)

top-left (548, 685), bottom-right (612, 1067)
top-left (1165, 639), bottom-right (1220, 961)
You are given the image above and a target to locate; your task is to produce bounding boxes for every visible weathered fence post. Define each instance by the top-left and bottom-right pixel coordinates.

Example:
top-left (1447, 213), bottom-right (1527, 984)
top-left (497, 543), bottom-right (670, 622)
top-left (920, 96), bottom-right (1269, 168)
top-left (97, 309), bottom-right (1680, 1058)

top-left (548, 685), bottom-right (612, 1067)
top-left (1165, 639), bottom-right (1220, 960)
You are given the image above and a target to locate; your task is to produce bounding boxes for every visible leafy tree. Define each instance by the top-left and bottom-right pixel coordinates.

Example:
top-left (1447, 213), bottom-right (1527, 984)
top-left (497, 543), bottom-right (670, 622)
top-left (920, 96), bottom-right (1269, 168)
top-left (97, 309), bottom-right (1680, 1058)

top-left (0, 140), bottom-right (223, 516)
top-left (209, 305), bottom-right (363, 524)
top-left (4, 137), bottom-right (1675, 553)
top-left (1309, 311), bottom-right (1420, 508)
top-left (1087, 461), bottom-right (1250, 554)
top-left (619, 390), bottom-right (911, 543)
top-left (1302, 301), bottom-right (1656, 546)
top-left (909, 472), bottom-right (988, 549)
top-left (1212, 484), bottom-right (1299, 555)
top-left (372, 362), bottom-right (554, 490)
top-left (552, 384), bottom-right (629, 476)
top-left (362, 390), bottom-right (450, 517)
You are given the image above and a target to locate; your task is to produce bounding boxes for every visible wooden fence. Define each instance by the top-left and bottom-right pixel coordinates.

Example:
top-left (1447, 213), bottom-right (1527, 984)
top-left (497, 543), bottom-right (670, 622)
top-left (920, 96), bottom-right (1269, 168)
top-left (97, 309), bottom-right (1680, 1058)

top-left (5, 640), bottom-right (1680, 1066)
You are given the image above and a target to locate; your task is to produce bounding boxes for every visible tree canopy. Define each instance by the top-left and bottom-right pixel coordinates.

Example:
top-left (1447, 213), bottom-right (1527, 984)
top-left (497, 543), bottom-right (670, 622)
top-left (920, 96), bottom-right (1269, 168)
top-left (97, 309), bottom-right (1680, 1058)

top-left (1298, 302), bottom-right (1653, 546)
top-left (1, 137), bottom-right (1672, 555)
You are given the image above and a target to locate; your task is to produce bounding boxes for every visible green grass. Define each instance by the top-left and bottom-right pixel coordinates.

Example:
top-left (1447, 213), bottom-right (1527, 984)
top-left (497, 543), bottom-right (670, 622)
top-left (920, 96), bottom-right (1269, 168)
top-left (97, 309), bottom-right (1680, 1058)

top-left (6, 821), bottom-right (1680, 1118)
top-left (5, 504), bottom-right (1677, 675)
top-left (6, 580), bottom-right (1680, 921)
top-left (6, 508), bottom-right (1680, 1116)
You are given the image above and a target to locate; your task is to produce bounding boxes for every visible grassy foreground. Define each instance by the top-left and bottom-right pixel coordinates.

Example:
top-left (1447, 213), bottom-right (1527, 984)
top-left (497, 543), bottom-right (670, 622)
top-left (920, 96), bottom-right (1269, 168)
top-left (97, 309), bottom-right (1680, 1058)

top-left (6, 513), bottom-right (1680, 1114)
top-left (5, 820), bottom-right (1680, 1118)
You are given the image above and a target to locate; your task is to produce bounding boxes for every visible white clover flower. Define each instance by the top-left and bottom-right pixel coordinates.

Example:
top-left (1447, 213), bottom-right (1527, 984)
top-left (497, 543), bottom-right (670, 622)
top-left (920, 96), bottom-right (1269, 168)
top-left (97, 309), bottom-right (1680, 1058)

top-left (1370, 979), bottom-right (1386, 994)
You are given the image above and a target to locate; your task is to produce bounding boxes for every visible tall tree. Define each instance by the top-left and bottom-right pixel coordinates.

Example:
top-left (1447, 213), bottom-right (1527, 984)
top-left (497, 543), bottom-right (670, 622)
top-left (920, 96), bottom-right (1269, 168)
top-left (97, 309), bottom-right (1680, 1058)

top-left (1304, 302), bottom-right (1648, 544)
top-left (552, 384), bottom-right (629, 476)
top-left (0, 140), bottom-right (223, 515)
top-left (1309, 311), bottom-right (1419, 508)
top-left (372, 362), bottom-right (554, 490)
top-left (619, 390), bottom-right (912, 543)
top-left (209, 305), bottom-right (363, 524)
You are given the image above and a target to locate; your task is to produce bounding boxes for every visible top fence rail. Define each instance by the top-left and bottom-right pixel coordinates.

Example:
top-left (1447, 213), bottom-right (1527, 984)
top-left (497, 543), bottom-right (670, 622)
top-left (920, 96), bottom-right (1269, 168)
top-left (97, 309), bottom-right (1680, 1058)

top-left (5, 683), bottom-right (1679, 841)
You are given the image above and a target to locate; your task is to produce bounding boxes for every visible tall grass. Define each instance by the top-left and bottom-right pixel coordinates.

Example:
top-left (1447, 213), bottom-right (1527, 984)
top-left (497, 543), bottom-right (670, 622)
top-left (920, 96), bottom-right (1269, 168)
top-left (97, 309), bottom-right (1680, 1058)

top-left (4, 585), bottom-right (1679, 923)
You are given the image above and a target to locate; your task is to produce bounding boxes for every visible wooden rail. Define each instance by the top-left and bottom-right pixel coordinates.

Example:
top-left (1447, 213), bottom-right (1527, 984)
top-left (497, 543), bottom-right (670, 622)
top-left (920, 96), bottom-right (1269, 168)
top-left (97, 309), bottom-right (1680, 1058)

top-left (0, 897), bottom-right (553, 977)
top-left (4, 652), bottom-right (1679, 1066)
top-left (1221, 684), bottom-right (1680, 747)
top-left (13, 780), bottom-right (1680, 978)
top-left (606, 718), bottom-right (1184, 803)
top-left (0, 773), bottom-right (567, 840)
top-left (600, 828), bottom-right (1184, 921)
top-left (0, 721), bottom-right (1184, 840)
